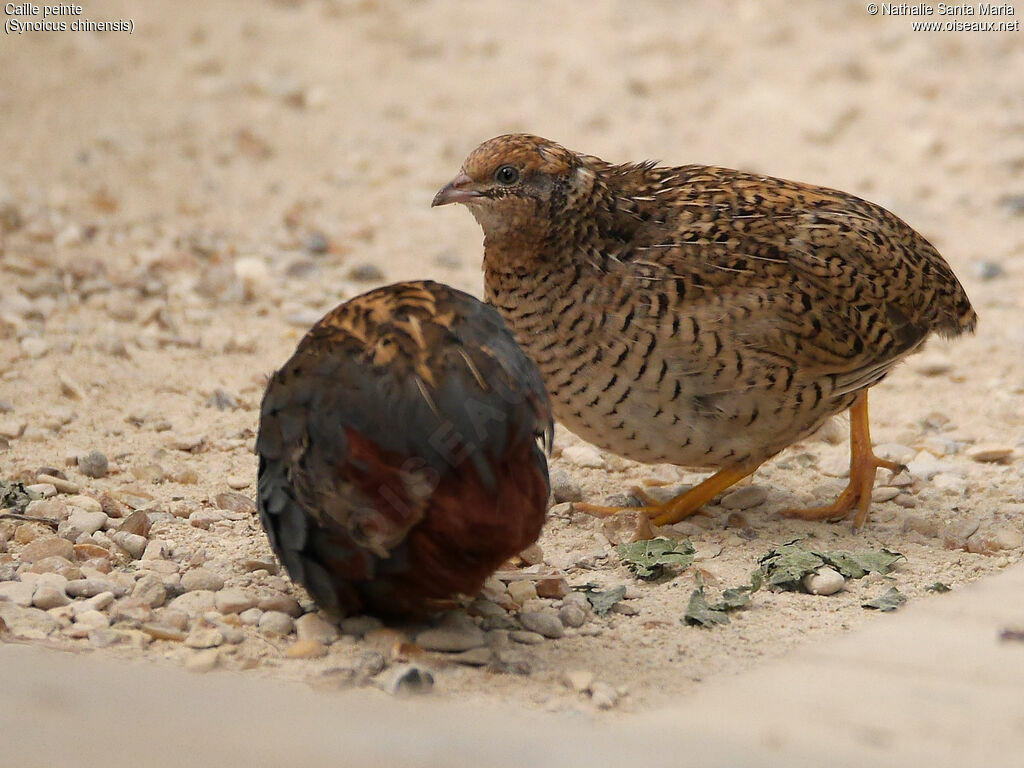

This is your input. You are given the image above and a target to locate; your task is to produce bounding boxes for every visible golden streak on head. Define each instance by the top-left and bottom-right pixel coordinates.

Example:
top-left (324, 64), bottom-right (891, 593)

top-left (461, 133), bottom-right (578, 184)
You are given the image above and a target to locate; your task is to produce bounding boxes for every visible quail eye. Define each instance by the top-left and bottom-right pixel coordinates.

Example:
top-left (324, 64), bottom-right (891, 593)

top-left (494, 165), bottom-right (520, 186)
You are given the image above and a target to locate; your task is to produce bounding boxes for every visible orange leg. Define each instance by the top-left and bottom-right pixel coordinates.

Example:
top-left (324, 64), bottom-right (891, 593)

top-left (574, 463), bottom-right (761, 528)
top-left (783, 390), bottom-right (903, 529)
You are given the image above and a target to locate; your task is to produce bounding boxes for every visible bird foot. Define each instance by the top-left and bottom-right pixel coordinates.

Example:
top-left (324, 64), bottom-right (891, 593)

top-left (783, 456), bottom-right (904, 529)
top-left (572, 465), bottom-right (759, 535)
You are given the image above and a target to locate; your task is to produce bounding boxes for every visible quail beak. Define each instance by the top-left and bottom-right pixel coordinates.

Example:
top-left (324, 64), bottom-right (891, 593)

top-left (432, 171), bottom-right (481, 207)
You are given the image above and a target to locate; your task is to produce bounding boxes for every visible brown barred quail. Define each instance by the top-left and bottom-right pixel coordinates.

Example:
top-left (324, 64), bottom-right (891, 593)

top-left (256, 280), bottom-right (552, 619)
top-left (433, 134), bottom-right (977, 530)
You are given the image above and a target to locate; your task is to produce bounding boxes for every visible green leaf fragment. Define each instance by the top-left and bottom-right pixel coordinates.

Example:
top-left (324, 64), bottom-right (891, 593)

top-left (616, 537), bottom-right (695, 580)
top-left (684, 587), bottom-right (732, 627)
top-left (0, 480), bottom-right (31, 514)
top-left (925, 582), bottom-right (952, 593)
top-left (862, 587), bottom-right (907, 612)
top-left (580, 585), bottom-right (627, 616)
top-left (757, 543), bottom-right (826, 590)
top-left (822, 548), bottom-right (905, 579)
top-left (683, 581), bottom-right (758, 627)
top-left (758, 542), bottom-right (905, 592)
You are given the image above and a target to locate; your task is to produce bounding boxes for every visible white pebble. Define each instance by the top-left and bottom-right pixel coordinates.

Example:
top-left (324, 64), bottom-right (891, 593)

top-left (966, 445), bottom-right (1014, 463)
top-left (802, 567), bottom-right (845, 596)
top-left (932, 473), bottom-right (968, 495)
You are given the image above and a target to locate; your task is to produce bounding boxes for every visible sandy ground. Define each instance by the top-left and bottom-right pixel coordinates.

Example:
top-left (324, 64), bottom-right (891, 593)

top-left (1, 0), bottom-right (1022, 714)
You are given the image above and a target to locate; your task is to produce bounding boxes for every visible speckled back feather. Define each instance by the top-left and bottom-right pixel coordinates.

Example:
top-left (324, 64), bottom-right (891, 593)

top-left (256, 280), bottom-right (552, 618)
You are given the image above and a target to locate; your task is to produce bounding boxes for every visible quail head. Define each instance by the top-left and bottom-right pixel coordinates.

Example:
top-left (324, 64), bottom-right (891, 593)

top-left (434, 134), bottom-right (976, 531)
top-left (256, 280), bottom-right (553, 619)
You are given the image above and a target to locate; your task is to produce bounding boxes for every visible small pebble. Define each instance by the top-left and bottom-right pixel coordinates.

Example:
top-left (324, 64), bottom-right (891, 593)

top-left (36, 474), bottom-right (80, 494)
top-left (180, 568), bottom-right (225, 592)
top-left (239, 607), bottom-right (263, 626)
top-left (118, 510), bottom-right (152, 537)
top-left (259, 610), bottom-right (295, 636)
top-left (510, 630), bottom-right (545, 645)
top-left (285, 639), bottom-right (327, 659)
top-left (906, 451), bottom-right (949, 481)
top-left (73, 609), bottom-right (111, 631)
top-left (132, 574), bottom-right (168, 608)
top-left (871, 487), bottom-right (900, 503)
top-left (507, 580), bottom-right (538, 606)
top-left (258, 593), bottom-right (302, 617)
top-left (19, 537), bottom-right (75, 563)
top-left (32, 583), bottom-right (70, 610)
top-left (932, 473), bottom-right (968, 495)
top-left (518, 543), bottom-right (545, 565)
top-left (562, 444), bottom-right (606, 469)
top-left (295, 612), bottom-right (340, 645)
top-left (24, 498), bottom-right (69, 521)
top-left (65, 579), bottom-right (123, 598)
top-left (416, 625), bottom-right (486, 652)
top-left (167, 590), bottom-right (217, 618)
top-left (185, 627), bottom-right (224, 649)
top-left (214, 492), bottom-right (256, 515)
top-left (77, 450), bottom-right (109, 478)
top-left (973, 261), bottom-right (1005, 280)
top-left (140, 623), bottom-right (187, 642)
top-left (535, 578), bottom-right (569, 599)
top-left (944, 518), bottom-right (982, 550)
top-left (518, 611), bottom-right (565, 638)
top-left (966, 445), bottom-right (1014, 463)
top-left (548, 467), bottom-right (583, 503)
top-left (214, 588), bottom-right (257, 615)
top-left (902, 514), bottom-right (939, 537)
top-left (59, 510), bottom-right (108, 541)
top-left (450, 647), bottom-right (493, 666)
top-left (0, 581), bottom-right (35, 606)
top-left (188, 509), bottom-right (225, 529)
top-left (347, 263), bottom-right (384, 283)
top-left (141, 540), bottom-right (169, 560)
top-left (558, 604), bottom-right (587, 628)
top-left (25, 483), bottom-right (57, 499)
top-left (67, 495), bottom-right (104, 514)
top-left (226, 477), bottom-right (251, 490)
top-left (802, 567), bottom-right (845, 596)
top-left (966, 527), bottom-right (1024, 555)
top-left (88, 628), bottom-right (123, 648)
top-left (720, 485), bottom-right (767, 510)
top-left (26, 555), bottom-right (81, 580)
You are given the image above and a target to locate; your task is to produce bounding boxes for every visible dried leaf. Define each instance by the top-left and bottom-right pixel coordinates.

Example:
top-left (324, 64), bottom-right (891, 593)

top-left (683, 580), bottom-right (757, 627)
top-left (759, 542), bottom-right (905, 592)
top-left (821, 548), bottom-right (905, 579)
top-left (757, 542), bottom-right (825, 590)
top-left (0, 480), bottom-right (32, 514)
top-left (684, 587), bottom-right (731, 627)
top-left (576, 585), bottom-right (627, 616)
top-left (862, 587), bottom-right (907, 612)
top-left (616, 537), bottom-right (695, 580)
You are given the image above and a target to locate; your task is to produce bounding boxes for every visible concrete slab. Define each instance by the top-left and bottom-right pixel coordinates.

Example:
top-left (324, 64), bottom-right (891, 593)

top-left (2, 562), bottom-right (1023, 768)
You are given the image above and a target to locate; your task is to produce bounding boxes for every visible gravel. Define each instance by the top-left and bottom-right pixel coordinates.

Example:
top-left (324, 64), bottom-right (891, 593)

top-left (77, 451), bottom-right (109, 478)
